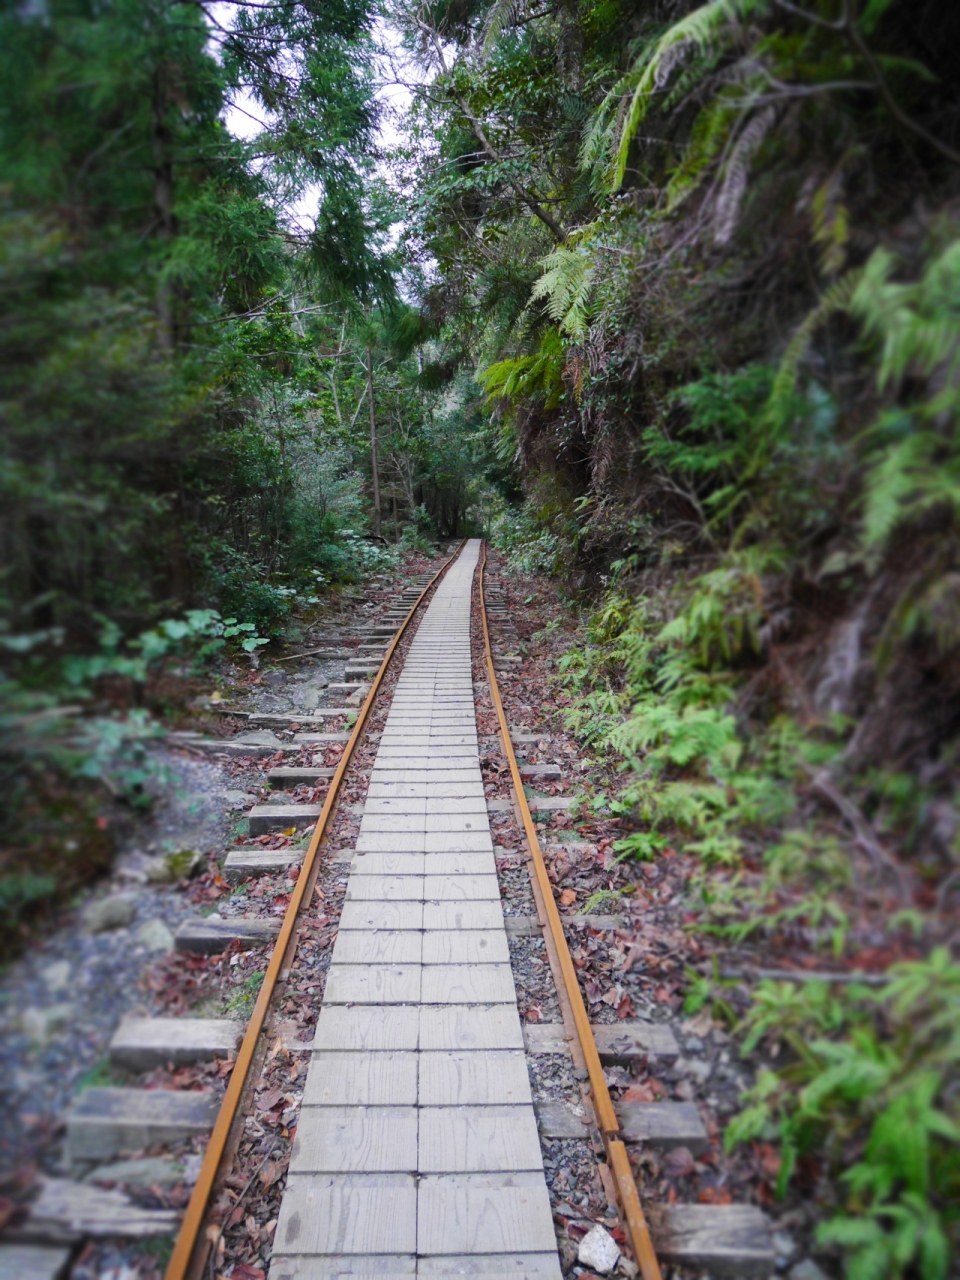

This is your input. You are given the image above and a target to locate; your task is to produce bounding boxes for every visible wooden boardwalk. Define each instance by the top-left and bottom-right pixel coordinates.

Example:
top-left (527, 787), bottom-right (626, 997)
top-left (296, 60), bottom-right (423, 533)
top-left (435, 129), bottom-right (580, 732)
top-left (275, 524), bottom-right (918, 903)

top-left (270, 541), bottom-right (562, 1278)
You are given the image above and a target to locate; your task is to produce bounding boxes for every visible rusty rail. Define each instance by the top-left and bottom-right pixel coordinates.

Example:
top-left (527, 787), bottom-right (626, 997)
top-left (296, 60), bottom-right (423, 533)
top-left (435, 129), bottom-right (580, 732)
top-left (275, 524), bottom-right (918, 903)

top-left (478, 541), bottom-right (663, 1280)
top-left (165, 542), bottom-right (465, 1280)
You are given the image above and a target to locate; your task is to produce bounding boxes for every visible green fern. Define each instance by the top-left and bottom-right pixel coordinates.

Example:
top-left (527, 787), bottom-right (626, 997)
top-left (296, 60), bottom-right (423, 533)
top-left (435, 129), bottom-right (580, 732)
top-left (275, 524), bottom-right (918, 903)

top-left (606, 0), bottom-right (765, 192)
top-left (769, 267), bottom-right (865, 413)
top-left (530, 234), bottom-right (598, 341)
top-left (664, 87), bottom-right (740, 212)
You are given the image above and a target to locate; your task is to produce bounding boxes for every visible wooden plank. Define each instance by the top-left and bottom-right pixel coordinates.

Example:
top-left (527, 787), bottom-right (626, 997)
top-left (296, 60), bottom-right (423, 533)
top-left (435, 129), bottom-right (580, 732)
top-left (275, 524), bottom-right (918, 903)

top-left (179, 739), bottom-right (300, 757)
top-left (174, 915), bottom-right (280, 953)
top-left (23, 1178), bottom-right (180, 1240)
top-left (504, 916), bottom-right (540, 937)
top-left (293, 732), bottom-right (351, 744)
top-left (290, 1108), bottom-right (418, 1174)
top-left (593, 1021), bottom-right (679, 1063)
top-left (109, 1016), bottom-right (242, 1070)
top-left (223, 848), bottom-right (304, 883)
top-left (523, 1020), bottom-right (678, 1063)
top-left (519, 764), bottom-right (562, 780)
top-left (616, 1102), bottom-right (708, 1153)
top-left (0, 1243), bottom-right (72, 1279)
top-left (268, 766), bottom-right (335, 787)
top-left (67, 1087), bottom-right (218, 1163)
top-left (535, 1101), bottom-right (594, 1139)
top-left (647, 1204), bottom-right (774, 1276)
top-left (247, 803), bottom-right (321, 835)
top-left (536, 1101), bottom-right (716, 1163)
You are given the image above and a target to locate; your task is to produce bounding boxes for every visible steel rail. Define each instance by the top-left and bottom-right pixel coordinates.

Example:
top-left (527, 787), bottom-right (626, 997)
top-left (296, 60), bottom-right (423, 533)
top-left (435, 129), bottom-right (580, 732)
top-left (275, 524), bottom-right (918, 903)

top-left (478, 542), bottom-right (663, 1280)
top-left (165, 542), bottom-right (466, 1280)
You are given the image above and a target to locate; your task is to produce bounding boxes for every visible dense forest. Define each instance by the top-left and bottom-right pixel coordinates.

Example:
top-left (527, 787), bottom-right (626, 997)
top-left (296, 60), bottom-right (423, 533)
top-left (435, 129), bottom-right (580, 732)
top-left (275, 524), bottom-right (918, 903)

top-left (3, 0), bottom-right (960, 1272)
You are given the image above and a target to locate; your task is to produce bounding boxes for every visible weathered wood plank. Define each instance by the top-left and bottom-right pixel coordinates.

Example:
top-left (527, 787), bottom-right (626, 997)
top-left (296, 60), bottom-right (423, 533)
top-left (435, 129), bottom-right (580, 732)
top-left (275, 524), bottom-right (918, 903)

top-left (67, 1087), bottom-right (217, 1163)
top-left (108, 1016), bottom-right (241, 1071)
top-left (222, 848), bottom-right (304, 883)
top-left (523, 1020), bottom-right (679, 1063)
top-left (268, 767), bottom-right (335, 788)
top-left (174, 915), bottom-right (279, 953)
top-left (247, 803), bottom-right (321, 835)
top-left (647, 1204), bottom-right (774, 1276)
top-left (24, 1178), bottom-right (180, 1240)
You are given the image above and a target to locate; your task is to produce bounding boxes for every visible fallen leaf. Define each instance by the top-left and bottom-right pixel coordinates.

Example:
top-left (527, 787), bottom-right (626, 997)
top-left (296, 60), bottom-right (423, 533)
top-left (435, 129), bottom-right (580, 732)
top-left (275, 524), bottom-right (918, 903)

top-left (682, 1010), bottom-right (715, 1038)
top-left (256, 1087), bottom-right (284, 1111)
top-left (663, 1147), bottom-right (696, 1179)
top-left (559, 888), bottom-right (577, 906)
top-left (697, 1186), bottom-right (732, 1205)
top-left (621, 1084), bottom-right (656, 1104)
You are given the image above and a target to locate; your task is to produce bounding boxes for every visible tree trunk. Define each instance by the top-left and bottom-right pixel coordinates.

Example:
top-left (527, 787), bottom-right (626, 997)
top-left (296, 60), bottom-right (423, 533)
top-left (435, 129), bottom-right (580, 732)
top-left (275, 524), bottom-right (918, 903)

top-left (151, 69), bottom-right (175, 350)
top-left (366, 340), bottom-right (382, 538)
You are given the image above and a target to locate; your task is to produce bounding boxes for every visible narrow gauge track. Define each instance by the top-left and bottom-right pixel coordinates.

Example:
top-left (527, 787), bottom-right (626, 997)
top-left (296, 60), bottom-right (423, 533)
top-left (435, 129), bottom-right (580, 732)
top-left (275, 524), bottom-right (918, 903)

top-left (5, 540), bottom-right (771, 1279)
top-left (167, 536), bottom-right (668, 1280)
top-left (163, 536), bottom-right (771, 1279)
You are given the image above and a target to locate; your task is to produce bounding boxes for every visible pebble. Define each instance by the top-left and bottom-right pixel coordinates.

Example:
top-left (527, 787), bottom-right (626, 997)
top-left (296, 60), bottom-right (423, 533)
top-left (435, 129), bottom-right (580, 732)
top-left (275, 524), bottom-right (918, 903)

top-left (577, 1223), bottom-right (620, 1274)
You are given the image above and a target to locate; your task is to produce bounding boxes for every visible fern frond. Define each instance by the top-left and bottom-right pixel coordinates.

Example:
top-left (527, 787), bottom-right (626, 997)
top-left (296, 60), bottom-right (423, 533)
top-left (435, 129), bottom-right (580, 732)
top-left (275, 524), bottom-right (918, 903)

top-left (481, 0), bottom-right (527, 53)
top-left (849, 241), bottom-right (960, 391)
top-left (769, 267), bottom-right (864, 414)
top-left (665, 88), bottom-right (739, 213)
top-left (713, 104), bottom-right (777, 245)
top-left (530, 235), bottom-right (598, 341)
top-left (811, 168), bottom-right (850, 278)
top-left (609, 0), bottom-right (766, 192)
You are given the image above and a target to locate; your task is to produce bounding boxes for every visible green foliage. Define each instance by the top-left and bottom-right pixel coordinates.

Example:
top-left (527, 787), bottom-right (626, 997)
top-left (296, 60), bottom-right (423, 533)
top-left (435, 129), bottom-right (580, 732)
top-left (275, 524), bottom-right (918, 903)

top-left (727, 953), bottom-right (960, 1277)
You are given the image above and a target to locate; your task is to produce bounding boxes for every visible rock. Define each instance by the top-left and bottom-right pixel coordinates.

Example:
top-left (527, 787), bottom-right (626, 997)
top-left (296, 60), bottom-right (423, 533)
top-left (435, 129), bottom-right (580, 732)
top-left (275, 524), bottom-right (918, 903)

top-left (21, 1003), bottom-right (74, 1044)
top-left (618, 1258), bottom-right (639, 1278)
top-left (261, 669), bottom-right (287, 687)
top-left (789, 1261), bottom-right (829, 1280)
top-left (81, 894), bottom-right (136, 933)
top-left (134, 918), bottom-right (174, 953)
top-left (85, 1156), bottom-right (187, 1186)
top-left (167, 849), bottom-right (203, 878)
top-left (41, 960), bottom-right (71, 991)
top-left (235, 729), bottom-right (283, 746)
top-left (558, 1237), bottom-right (579, 1273)
top-left (224, 790), bottom-right (256, 809)
top-left (143, 848), bottom-right (202, 882)
top-left (578, 1223), bottom-right (620, 1275)
top-left (774, 1230), bottom-right (798, 1261)
top-left (684, 1036), bottom-right (704, 1053)
top-left (675, 1057), bottom-right (712, 1084)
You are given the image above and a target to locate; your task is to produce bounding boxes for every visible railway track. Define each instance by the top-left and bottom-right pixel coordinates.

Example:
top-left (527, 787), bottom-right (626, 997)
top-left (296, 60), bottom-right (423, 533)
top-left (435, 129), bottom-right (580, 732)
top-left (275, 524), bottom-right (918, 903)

top-left (3, 540), bottom-right (774, 1280)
